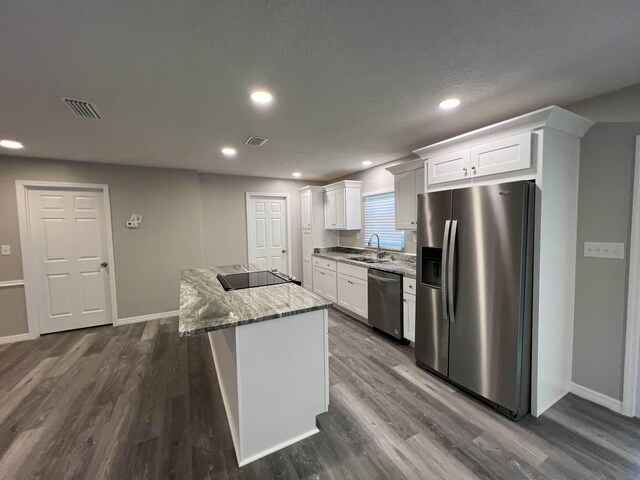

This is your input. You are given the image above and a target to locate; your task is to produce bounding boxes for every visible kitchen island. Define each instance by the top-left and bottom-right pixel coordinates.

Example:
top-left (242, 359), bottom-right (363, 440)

top-left (179, 264), bottom-right (332, 466)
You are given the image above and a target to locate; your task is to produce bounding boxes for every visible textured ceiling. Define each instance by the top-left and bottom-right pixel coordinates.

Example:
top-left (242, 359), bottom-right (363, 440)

top-left (2, 1), bottom-right (640, 180)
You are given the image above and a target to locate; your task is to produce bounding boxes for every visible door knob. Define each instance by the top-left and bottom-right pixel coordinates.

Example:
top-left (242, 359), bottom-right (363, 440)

top-left (100, 261), bottom-right (108, 268)
top-left (282, 249), bottom-right (287, 254)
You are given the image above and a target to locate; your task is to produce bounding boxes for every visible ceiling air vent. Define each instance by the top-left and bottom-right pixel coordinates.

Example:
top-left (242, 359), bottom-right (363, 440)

top-left (60, 98), bottom-right (102, 119)
top-left (245, 136), bottom-right (268, 147)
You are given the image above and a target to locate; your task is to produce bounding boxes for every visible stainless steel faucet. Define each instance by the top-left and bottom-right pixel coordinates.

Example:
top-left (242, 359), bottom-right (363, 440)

top-left (368, 233), bottom-right (381, 256)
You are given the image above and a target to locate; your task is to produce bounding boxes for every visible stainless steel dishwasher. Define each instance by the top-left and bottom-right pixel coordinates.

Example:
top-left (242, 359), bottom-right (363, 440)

top-left (367, 268), bottom-right (405, 341)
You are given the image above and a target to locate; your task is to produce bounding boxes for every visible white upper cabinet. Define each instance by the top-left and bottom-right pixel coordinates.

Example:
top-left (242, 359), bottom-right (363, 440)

top-left (324, 181), bottom-right (362, 230)
top-left (470, 131), bottom-right (531, 178)
top-left (301, 191), bottom-right (312, 229)
top-left (394, 167), bottom-right (424, 230)
top-left (324, 190), bottom-right (337, 228)
top-left (427, 148), bottom-right (471, 185)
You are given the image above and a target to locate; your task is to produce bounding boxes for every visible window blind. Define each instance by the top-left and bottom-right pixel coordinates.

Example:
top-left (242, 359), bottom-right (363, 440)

top-left (363, 192), bottom-right (405, 250)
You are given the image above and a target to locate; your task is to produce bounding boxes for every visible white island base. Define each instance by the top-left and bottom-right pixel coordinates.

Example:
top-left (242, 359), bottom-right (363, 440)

top-left (207, 309), bottom-right (329, 466)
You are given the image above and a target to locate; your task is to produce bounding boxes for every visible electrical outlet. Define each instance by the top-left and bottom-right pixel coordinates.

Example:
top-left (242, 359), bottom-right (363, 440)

top-left (356, 232), bottom-right (360, 240)
top-left (584, 242), bottom-right (624, 259)
top-left (1, 245), bottom-right (10, 255)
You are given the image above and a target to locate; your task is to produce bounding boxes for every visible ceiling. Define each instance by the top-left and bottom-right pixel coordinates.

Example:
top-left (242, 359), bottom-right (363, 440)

top-left (2, 1), bottom-right (640, 181)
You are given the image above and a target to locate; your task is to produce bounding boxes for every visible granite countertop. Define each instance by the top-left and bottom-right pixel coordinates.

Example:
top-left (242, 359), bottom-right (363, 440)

top-left (179, 264), bottom-right (332, 336)
top-left (312, 247), bottom-right (417, 279)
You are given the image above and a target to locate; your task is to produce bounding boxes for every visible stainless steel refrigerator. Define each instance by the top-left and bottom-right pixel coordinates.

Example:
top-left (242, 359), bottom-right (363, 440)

top-left (415, 180), bottom-right (534, 419)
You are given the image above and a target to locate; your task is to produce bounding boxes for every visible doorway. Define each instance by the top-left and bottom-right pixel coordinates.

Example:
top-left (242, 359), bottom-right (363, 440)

top-left (17, 181), bottom-right (117, 336)
top-left (245, 193), bottom-right (292, 275)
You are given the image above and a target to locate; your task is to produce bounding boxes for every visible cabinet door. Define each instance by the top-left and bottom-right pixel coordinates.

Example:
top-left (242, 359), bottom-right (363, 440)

top-left (303, 258), bottom-right (312, 290)
top-left (312, 266), bottom-right (324, 296)
top-left (301, 192), bottom-right (312, 229)
top-left (470, 131), bottom-right (531, 178)
top-left (350, 276), bottom-right (368, 318)
top-left (395, 170), bottom-right (417, 230)
top-left (404, 293), bottom-right (416, 342)
top-left (324, 269), bottom-right (337, 302)
top-left (302, 230), bottom-right (312, 261)
top-left (427, 148), bottom-right (471, 185)
top-left (325, 191), bottom-right (337, 229)
top-left (335, 189), bottom-right (346, 229)
top-left (337, 274), bottom-right (352, 310)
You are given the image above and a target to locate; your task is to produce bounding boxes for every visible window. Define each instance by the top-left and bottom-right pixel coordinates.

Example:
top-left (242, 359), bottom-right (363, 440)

top-left (363, 192), bottom-right (405, 250)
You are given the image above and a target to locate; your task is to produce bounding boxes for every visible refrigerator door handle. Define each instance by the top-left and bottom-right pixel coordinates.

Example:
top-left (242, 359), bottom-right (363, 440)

top-left (448, 220), bottom-right (458, 323)
top-left (441, 220), bottom-right (451, 322)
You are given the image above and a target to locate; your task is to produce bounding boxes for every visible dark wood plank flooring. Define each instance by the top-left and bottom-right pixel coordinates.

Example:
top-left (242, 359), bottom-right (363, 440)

top-left (0, 309), bottom-right (639, 479)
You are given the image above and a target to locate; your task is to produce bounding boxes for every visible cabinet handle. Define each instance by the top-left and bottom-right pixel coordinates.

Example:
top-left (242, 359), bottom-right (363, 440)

top-left (471, 166), bottom-right (477, 174)
top-left (463, 167), bottom-right (468, 176)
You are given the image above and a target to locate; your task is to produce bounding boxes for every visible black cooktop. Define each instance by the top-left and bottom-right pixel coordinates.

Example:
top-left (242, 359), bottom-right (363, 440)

top-left (217, 271), bottom-right (292, 291)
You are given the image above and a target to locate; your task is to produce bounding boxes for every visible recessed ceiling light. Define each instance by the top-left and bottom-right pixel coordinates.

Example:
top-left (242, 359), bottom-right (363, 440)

top-left (439, 98), bottom-right (461, 110)
top-left (292, 172), bottom-right (302, 178)
top-left (221, 147), bottom-right (237, 157)
top-left (362, 160), bottom-right (372, 166)
top-left (250, 90), bottom-right (273, 105)
top-left (0, 139), bottom-right (24, 149)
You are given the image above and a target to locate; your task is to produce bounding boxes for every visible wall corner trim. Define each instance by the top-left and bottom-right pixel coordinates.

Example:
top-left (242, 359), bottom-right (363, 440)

top-left (0, 333), bottom-right (31, 345)
top-left (570, 382), bottom-right (623, 414)
top-left (116, 310), bottom-right (179, 326)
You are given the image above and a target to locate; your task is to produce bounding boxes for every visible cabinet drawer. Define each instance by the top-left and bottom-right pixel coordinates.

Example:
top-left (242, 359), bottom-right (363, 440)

top-left (337, 262), bottom-right (368, 280)
top-left (403, 277), bottom-right (416, 295)
top-left (313, 256), bottom-right (336, 272)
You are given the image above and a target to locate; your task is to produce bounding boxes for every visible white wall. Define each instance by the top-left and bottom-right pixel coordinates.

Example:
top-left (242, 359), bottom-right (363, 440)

top-left (0, 156), bottom-right (320, 337)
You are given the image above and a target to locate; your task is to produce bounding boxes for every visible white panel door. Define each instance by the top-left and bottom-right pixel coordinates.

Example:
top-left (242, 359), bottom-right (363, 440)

top-left (302, 259), bottom-right (312, 290)
top-left (470, 131), bottom-right (532, 178)
top-left (301, 192), bottom-right (312, 229)
top-left (335, 189), bottom-right (346, 229)
top-left (324, 269), bottom-right (337, 302)
top-left (403, 293), bottom-right (416, 343)
top-left (302, 230), bottom-right (313, 290)
top-left (27, 188), bottom-right (112, 334)
top-left (395, 170), bottom-right (417, 230)
top-left (312, 266), bottom-right (325, 296)
top-left (248, 196), bottom-right (289, 274)
top-left (325, 190), bottom-right (337, 229)
top-left (427, 148), bottom-right (471, 185)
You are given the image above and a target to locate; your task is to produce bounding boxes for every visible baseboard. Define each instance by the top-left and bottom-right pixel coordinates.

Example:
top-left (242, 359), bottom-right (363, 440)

top-left (570, 382), bottom-right (623, 414)
top-left (116, 310), bottom-right (179, 326)
top-left (0, 333), bottom-right (30, 345)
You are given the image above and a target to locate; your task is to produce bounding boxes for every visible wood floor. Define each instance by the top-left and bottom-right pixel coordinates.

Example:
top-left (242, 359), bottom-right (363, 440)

top-left (0, 309), bottom-right (639, 479)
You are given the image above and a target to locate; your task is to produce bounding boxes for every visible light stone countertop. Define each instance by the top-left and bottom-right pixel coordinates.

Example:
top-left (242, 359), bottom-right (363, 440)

top-left (312, 247), bottom-right (417, 279)
top-left (179, 264), bottom-right (332, 336)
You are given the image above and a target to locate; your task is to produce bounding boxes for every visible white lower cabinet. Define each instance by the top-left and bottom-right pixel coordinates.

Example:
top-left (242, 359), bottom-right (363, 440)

top-left (403, 293), bottom-right (416, 343)
top-left (337, 273), bottom-right (368, 319)
top-left (302, 258), bottom-right (312, 290)
top-left (403, 277), bottom-right (416, 343)
top-left (313, 265), bottom-right (337, 302)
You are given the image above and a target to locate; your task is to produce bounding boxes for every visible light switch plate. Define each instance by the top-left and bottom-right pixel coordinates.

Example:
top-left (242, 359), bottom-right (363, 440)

top-left (584, 242), bottom-right (625, 259)
top-left (1, 245), bottom-right (10, 255)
